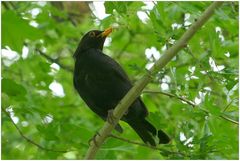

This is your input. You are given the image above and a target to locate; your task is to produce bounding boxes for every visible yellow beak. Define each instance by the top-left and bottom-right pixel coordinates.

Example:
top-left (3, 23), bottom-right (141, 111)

top-left (101, 27), bottom-right (113, 37)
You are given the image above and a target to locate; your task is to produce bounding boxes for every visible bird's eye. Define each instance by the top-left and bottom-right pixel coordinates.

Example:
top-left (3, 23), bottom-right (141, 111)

top-left (89, 32), bottom-right (96, 37)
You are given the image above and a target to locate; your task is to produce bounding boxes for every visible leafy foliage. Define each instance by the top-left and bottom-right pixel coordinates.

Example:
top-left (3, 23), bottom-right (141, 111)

top-left (1, 1), bottom-right (238, 159)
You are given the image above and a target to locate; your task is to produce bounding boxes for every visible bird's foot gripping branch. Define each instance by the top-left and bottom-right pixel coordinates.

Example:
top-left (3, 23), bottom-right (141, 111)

top-left (88, 132), bottom-right (101, 147)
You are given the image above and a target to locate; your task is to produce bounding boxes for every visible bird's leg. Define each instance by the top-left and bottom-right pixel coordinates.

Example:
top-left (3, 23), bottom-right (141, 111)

top-left (88, 131), bottom-right (101, 147)
top-left (107, 109), bottom-right (117, 125)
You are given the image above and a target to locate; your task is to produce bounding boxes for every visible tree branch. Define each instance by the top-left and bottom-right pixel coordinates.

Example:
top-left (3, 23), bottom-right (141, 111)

top-left (84, 2), bottom-right (224, 159)
top-left (222, 98), bottom-right (238, 112)
top-left (2, 107), bottom-right (70, 153)
top-left (4, 104), bottom-right (186, 155)
top-left (143, 89), bottom-right (196, 107)
top-left (143, 90), bottom-right (239, 125)
top-left (35, 48), bottom-right (73, 73)
top-left (109, 134), bottom-right (187, 157)
top-left (23, 42), bottom-right (73, 73)
top-left (219, 115), bottom-right (239, 125)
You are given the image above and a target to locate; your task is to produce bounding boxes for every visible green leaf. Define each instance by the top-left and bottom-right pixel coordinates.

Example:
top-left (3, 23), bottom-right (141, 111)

top-left (208, 105), bottom-right (221, 116)
top-left (104, 2), bottom-right (115, 14)
top-left (2, 10), bottom-right (43, 53)
top-left (2, 78), bottom-right (27, 97)
top-left (226, 80), bottom-right (238, 91)
top-left (203, 120), bottom-right (212, 136)
top-left (104, 2), bottom-right (131, 14)
top-left (147, 112), bottom-right (166, 129)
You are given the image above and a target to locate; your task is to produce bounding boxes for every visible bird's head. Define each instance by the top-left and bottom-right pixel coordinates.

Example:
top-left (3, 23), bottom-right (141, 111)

top-left (74, 27), bottom-right (112, 57)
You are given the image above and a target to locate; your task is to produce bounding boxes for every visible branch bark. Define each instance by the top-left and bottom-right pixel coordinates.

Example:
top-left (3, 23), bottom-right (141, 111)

top-left (85, 2), bottom-right (224, 159)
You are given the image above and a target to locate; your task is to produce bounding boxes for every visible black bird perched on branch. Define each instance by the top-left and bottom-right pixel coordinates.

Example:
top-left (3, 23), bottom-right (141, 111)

top-left (73, 27), bottom-right (170, 146)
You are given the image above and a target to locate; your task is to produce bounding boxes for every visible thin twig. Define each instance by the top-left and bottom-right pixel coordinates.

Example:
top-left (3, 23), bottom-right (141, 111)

top-left (185, 46), bottom-right (219, 83)
top-left (23, 42), bottom-right (73, 73)
top-left (143, 90), bottom-right (239, 125)
top-left (36, 49), bottom-right (73, 73)
top-left (67, 13), bottom-right (78, 26)
top-left (143, 90), bottom-right (196, 107)
top-left (2, 107), bottom-right (70, 153)
top-left (219, 115), bottom-right (239, 125)
top-left (110, 134), bottom-right (217, 157)
top-left (5, 2), bottom-right (74, 73)
top-left (222, 98), bottom-right (238, 112)
top-left (109, 134), bottom-right (186, 157)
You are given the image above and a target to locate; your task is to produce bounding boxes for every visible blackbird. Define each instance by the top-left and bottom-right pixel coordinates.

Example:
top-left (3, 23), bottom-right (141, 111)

top-left (73, 27), bottom-right (170, 146)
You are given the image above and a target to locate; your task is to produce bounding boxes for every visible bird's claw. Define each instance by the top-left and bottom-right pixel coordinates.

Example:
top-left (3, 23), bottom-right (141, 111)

top-left (107, 109), bottom-right (117, 125)
top-left (88, 131), bottom-right (101, 147)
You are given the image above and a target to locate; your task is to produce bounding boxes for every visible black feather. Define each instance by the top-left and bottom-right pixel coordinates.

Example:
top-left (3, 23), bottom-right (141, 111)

top-left (73, 29), bottom-right (170, 146)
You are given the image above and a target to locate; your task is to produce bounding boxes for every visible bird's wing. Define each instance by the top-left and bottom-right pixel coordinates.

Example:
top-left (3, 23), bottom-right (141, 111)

top-left (82, 49), bottom-right (132, 91)
top-left (96, 49), bottom-right (132, 84)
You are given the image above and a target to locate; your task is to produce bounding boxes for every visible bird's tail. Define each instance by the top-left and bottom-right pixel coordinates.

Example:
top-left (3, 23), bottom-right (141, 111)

top-left (127, 119), bottom-right (170, 146)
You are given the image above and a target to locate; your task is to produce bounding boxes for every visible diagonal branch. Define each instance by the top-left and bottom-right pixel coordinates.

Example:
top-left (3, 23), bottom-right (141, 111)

top-left (24, 42), bottom-right (73, 73)
top-left (84, 2), bottom-right (224, 159)
top-left (220, 115), bottom-right (238, 125)
top-left (222, 98), bottom-right (238, 112)
top-left (2, 107), bottom-right (70, 153)
top-left (143, 89), bottom-right (196, 107)
top-left (143, 90), bottom-right (239, 125)
top-left (109, 134), bottom-right (187, 157)
top-left (36, 49), bottom-right (73, 73)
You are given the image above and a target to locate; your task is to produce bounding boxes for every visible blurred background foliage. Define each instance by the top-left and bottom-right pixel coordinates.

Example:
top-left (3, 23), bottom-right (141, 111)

top-left (1, 1), bottom-right (239, 159)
